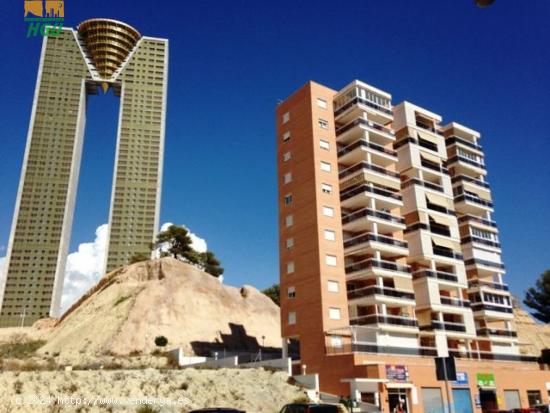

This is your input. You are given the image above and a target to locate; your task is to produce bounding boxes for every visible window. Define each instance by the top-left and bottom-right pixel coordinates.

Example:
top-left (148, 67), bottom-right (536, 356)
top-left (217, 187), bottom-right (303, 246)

top-left (316, 98), bottom-right (327, 109)
top-left (318, 119), bottom-right (328, 129)
top-left (329, 307), bottom-right (341, 320)
top-left (285, 215), bottom-right (293, 227)
top-left (323, 206), bottom-right (334, 217)
top-left (283, 151), bottom-right (292, 162)
top-left (319, 140), bottom-right (330, 150)
top-left (284, 194), bottom-right (293, 205)
top-left (321, 183), bottom-right (333, 194)
top-left (324, 229), bottom-right (336, 241)
top-left (527, 391), bottom-right (542, 407)
top-left (286, 238), bottom-right (294, 249)
top-left (327, 280), bottom-right (339, 292)
top-left (286, 261), bottom-right (295, 274)
top-left (287, 286), bottom-right (296, 299)
top-left (325, 254), bottom-right (337, 267)
top-left (320, 161), bottom-right (332, 172)
top-left (288, 311), bottom-right (296, 325)
top-left (472, 227), bottom-right (494, 240)
top-left (282, 112), bottom-right (290, 124)
top-left (282, 131), bottom-right (291, 142)
top-left (330, 335), bottom-right (343, 348)
top-left (283, 172), bottom-right (292, 184)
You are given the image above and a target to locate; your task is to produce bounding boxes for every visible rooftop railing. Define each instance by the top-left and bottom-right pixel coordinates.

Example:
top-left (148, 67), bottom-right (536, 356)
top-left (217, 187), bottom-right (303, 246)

top-left (334, 96), bottom-right (393, 117)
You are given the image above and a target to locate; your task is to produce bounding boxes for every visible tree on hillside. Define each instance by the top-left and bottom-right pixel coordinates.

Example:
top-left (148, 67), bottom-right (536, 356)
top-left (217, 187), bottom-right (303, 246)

top-left (524, 269), bottom-right (550, 323)
top-left (262, 284), bottom-right (280, 306)
top-left (153, 225), bottom-right (197, 263)
top-left (200, 251), bottom-right (224, 278)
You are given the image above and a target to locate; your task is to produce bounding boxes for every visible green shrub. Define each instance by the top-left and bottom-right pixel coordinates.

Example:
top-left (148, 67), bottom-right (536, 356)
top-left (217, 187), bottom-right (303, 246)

top-left (154, 336), bottom-right (168, 347)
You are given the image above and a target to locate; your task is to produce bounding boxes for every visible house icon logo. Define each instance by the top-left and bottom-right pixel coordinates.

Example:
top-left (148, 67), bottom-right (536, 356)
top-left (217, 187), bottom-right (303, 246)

top-left (24, 0), bottom-right (64, 37)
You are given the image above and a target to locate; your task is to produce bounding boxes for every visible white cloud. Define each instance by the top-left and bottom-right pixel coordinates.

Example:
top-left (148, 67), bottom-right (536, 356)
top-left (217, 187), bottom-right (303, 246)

top-left (60, 224), bottom-right (109, 313)
top-left (0, 222), bottom-right (209, 316)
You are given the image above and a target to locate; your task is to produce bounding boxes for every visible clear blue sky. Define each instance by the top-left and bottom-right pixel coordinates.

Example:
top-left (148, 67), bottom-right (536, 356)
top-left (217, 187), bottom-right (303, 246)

top-left (0, 1), bottom-right (548, 300)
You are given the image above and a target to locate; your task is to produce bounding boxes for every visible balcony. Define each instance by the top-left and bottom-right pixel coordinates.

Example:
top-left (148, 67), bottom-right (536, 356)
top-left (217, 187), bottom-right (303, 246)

top-left (476, 328), bottom-right (517, 338)
top-left (350, 314), bottom-right (419, 329)
top-left (427, 201), bottom-right (457, 216)
top-left (458, 214), bottom-right (497, 228)
top-left (344, 232), bottom-right (408, 256)
top-left (412, 269), bottom-right (459, 283)
top-left (340, 183), bottom-right (402, 209)
top-left (420, 321), bottom-right (467, 333)
top-left (334, 96), bottom-right (393, 122)
top-left (404, 222), bottom-right (453, 238)
top-left (338, 139), bottom-right (397, 157)
top-left (465, 258), bottom-right (505, 272)
top-left (346, 259), bottom-right (411, 280)
top-left (451, 174), bottom-right (490, 190)
top-left (440, 296), bottom-right (471, 308)
top-left (433, 245), bottom-right (463, 260)
top-left (446, 135), bottom-right (483, 152)
top-left (342, 208), bottom-right (405, 233)
top-left (416, 121), bottom-right (443, 136)
top-left (418, 137), bottom-right (439, 152)
top-left (471, 302), bottom-right (513, 315)
top-left (448, 155), bottom-right (486, 176)
top-left (454, 191), bottom-right (494, 214)
top-left (402, 178), bottom-right (444, 193)
top-left (468, 279), bottom-right (509, 291)
top-left (421, 158), bottom-right (448, 175)
top-left (462, 235), bottom-right (501, 250)
top-left (344, 232), bottom-right (408, 249)
top-left (336, 117), bottom-right (395, 143)
top-left (339, 161), bottom-right (400, 185)
top-left (347, 285), bottom-right (415, 302)
top-left (338, 139), bottom-right (397, 166)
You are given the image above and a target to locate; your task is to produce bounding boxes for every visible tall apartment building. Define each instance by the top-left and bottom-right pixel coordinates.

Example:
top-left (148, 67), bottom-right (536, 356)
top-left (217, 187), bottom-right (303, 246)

top-left (277, 80), bottom-right (549, 413)
top-left (0, 19), bottom-right (168, 327)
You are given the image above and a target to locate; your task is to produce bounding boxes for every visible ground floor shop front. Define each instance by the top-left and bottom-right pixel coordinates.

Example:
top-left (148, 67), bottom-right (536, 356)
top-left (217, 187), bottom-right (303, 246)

top-left (315, 353), bottom-right (550, 413)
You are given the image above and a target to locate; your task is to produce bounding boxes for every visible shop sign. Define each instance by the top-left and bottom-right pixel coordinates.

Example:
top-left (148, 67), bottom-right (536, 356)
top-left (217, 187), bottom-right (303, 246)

top-left (386, 365), bottom-right (409, 382)
top-left (476, 373), bottom-right (495, 387)
top-left (453, 372), bottom-right (469, 386)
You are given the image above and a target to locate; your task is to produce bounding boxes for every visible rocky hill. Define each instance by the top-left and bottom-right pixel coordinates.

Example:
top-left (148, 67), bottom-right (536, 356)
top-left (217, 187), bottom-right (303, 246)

top-left (37, 258), bottom-right (281, 359)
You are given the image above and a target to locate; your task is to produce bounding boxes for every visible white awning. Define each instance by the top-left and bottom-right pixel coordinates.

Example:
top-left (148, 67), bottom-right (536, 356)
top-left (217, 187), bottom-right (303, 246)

top-left (420, 151), bottom-right (442, 164)
top-left (432, 237), bottom-right (458, 250)
top-left (428, 213), bottom-right (452, 227)
top-left (425, 192), bottom-right (451, 209)
top-left (417, 130), bottom-right (440, 146)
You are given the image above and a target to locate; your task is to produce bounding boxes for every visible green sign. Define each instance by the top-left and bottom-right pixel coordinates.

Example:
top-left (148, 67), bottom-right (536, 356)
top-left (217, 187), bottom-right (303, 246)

top-left (476, 373), bottom-right (495, 387)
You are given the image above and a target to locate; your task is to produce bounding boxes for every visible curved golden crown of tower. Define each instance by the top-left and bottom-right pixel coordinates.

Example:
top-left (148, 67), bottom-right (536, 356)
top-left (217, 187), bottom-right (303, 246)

top-left (78, 18), bottom-right (141, 79)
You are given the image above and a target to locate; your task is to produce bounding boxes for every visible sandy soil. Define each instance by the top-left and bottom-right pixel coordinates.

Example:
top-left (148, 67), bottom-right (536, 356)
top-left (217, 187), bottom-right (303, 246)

top-left (0, 367), bottom-right (305, 413)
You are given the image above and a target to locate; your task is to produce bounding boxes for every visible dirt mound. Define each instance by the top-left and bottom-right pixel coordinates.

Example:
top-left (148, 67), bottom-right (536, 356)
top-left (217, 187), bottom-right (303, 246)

top-left (38, 258), bottom-right (281, 359)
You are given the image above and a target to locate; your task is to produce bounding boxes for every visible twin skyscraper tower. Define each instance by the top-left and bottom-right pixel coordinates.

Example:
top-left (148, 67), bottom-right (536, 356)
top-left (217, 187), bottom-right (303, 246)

top-left (0, 19), bottom-right (168, 326)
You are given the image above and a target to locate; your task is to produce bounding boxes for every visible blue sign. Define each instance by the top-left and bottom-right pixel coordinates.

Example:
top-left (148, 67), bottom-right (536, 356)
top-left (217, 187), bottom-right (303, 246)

top-left (453, 372), bottom-right (469, 386)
